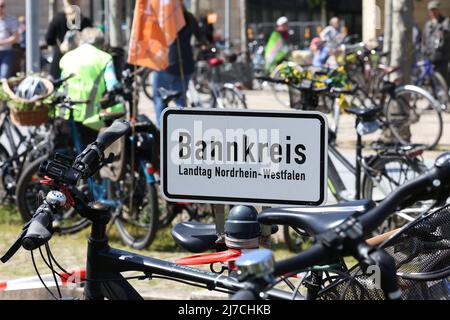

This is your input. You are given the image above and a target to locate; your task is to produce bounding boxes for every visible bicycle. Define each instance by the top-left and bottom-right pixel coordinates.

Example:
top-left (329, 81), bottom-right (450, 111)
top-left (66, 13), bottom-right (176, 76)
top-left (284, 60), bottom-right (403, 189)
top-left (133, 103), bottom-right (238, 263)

top-left (1, 122), bottom-right (295, 300)
top-left (0, 76), bottom-right (74, 205)
top-left (259, 76), bottom-right (429, 252)
top-left (3, 123), bottom-right (450, 300)
top-left (15, 73), bottom-right (161, 249)
top-left (231, 152), bottom-right (450, 300)
top-left (412, 59), bottom-right (449, 111)
top-left (187, 56), bottom-right (247, 110)
top-left (268, 64), bottom-right (444, 150)
top-left (0, 106), bottom-right (52, 205)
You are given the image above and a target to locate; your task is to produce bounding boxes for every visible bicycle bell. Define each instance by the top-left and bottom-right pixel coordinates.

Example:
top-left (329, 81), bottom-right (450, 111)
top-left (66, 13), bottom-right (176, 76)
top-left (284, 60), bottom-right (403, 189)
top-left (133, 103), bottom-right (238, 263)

top-left (235, 249), bottom-right (275, 280)
top-left (46, 191), bottom-right (67, 207)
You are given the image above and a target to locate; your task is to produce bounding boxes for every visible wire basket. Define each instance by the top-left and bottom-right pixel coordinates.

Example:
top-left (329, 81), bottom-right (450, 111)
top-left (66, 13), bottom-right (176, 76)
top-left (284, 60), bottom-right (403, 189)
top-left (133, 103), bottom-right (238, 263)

top-left (318, 205), bottom-right (450, 300)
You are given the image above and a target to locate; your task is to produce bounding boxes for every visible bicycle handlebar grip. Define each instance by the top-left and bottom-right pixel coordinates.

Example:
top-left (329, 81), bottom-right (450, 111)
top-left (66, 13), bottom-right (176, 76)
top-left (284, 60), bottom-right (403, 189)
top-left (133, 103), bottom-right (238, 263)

top-left (21, 205), bottom-right (53, 251)
top-left (230, 290), bottom-right (259, 300)
top-left (96, 119), bottom-right (131, 151)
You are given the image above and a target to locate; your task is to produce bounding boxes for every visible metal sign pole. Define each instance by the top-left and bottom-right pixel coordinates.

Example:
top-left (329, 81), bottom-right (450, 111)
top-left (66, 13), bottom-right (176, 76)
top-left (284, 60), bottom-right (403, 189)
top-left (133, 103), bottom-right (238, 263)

top-left (26, 0), bottom-right (40, 73)
top-left (225, 0), bottom-right (231, 49)
top-left (104, 0), bottom-right (110, 47)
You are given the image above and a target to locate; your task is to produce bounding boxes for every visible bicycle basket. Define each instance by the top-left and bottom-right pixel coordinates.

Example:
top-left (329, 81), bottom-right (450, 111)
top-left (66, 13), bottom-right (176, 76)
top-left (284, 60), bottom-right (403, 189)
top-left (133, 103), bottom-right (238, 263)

top-left (1, 77), bottom-right (54, 127)
top-left (318, 204), bottom-right (450, 300)
top-left (288, 80), bottom-right (320, 111)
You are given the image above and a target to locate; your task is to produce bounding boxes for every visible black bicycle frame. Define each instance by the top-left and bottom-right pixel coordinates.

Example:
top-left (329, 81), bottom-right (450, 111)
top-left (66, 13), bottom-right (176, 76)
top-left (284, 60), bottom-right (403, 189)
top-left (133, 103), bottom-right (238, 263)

top-left (327, 127), bottom-right (363, 201)
top-left (81, 204), bottom-right (295, 300)
top-left (0, 108), bottom-right (26, 156)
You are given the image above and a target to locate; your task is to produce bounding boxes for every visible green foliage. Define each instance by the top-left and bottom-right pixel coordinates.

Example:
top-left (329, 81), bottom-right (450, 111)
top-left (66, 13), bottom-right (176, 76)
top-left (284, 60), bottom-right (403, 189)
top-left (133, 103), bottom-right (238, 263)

top-left (307, 0), bottom-right (327, 9)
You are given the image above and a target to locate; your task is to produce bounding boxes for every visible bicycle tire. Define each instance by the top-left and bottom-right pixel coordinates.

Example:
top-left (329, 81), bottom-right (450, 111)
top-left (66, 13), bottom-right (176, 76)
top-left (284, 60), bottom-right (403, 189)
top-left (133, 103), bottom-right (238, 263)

top-left (113, 165), bottom-right (160, 250)
top-left (362, 154), bottom-right (427, 202)
top-left (361, 154), bottom-right (428, 232)
top-left (141, 69), bottom-right (153, 101)
top-left (15, 155), bottom-right (91, 234)
top-left (216, 86), bottom-right (247, 109)
top-left (270, 64), bottom-right (299, 108)
top-left (385, 85), bottom-right (443, 150)
top-left (0, 144), bottom-right (11, 200)
top-left (431, 72), bottom-right (449, 111)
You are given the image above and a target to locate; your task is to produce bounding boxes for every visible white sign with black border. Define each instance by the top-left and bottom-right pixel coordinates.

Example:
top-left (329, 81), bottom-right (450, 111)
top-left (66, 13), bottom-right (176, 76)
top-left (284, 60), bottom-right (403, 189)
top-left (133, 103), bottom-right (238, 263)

top-left (161, 108), bottom-right (328, 206)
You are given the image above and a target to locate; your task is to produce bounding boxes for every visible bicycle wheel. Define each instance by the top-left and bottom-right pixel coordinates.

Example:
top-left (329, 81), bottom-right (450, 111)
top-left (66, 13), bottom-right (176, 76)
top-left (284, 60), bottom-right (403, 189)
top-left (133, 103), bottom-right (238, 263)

top-left (431, 72), bottom-right (449, 111)
top-left (270, 63), bottom-right (301, 108)
top-left (216, 86), bottom-right (247, 109)
top-left (113, 164), bottom-right (159, 250)
top-left (0, 144), bottom-right (11, 201)
top-left (141, 68), bottom-right (153, 101)
top-left (362, 154), bottom-right (429, 232)
top-left (385, 86), bottom-right (443, 150)
top-left (15, 155), bottom-right (90, 234)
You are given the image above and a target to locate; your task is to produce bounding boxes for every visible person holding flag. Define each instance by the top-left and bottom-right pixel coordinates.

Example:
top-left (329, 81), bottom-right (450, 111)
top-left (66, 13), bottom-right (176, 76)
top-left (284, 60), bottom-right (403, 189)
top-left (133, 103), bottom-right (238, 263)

top-left (128, 0), bottom-right (202, 128)
top-left (264, 16), bottom-right (291, 73)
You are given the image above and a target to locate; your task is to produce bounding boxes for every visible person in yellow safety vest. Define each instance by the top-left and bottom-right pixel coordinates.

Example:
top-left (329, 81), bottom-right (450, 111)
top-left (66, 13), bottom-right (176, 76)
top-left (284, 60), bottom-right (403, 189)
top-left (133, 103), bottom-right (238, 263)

top-left (59, 27), bottom-right (125, 146)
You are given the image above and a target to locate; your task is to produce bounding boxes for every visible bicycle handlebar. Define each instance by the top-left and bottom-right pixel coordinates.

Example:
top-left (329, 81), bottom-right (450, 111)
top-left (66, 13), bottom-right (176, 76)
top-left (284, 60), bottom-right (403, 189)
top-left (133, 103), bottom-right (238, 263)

top-left (72, 119), bottom-right (130, 180)
top-left (51, 73), bottom-right (75, 89)
top-left (256, 76), bottom-right (329, 93)
top-left (22, 204), bottom-right (53, 251)
top-left (234, 152), bottom-right (450, 300)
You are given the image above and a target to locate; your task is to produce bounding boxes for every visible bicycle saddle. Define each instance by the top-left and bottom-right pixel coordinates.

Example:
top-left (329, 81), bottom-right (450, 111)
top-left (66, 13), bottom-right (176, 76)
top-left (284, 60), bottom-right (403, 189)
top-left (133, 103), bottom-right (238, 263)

top-left (158, 88), bottom-right (183, 105)
top-left (171, 221), bottom-right (279, 253)
top-left (258, 200), bottom-right (376, 236)
top-left (344, 106), bottom-right (382, 121)
top-left (171, 222), bottom-right (224, 253)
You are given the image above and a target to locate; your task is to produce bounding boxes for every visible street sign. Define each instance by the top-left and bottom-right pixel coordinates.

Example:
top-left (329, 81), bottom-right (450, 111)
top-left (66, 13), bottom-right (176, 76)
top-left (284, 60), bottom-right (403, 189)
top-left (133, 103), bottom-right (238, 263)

top-left (161, 108), bottom-right (328, 206)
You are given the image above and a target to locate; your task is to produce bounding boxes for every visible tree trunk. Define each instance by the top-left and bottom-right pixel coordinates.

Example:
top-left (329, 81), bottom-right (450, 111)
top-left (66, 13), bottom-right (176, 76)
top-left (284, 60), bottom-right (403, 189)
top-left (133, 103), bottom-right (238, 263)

top-left (390, 0), bottom-right (413, 84)
top-left (382, 0), bottom-right (414, 143)
top-left (383, 0), bottom-right (393, 66)
top-left (108, 0), bottom-right (123, 49)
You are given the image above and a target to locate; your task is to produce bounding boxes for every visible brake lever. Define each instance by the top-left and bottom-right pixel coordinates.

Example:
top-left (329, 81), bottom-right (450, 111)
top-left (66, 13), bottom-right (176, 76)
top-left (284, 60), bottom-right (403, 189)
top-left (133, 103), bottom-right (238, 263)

top-left (0, 224), bottom-right (30, 263)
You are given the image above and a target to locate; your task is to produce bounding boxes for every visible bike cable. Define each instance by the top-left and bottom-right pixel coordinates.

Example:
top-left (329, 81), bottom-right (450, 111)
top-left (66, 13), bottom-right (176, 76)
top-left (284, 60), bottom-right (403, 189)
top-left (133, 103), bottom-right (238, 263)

top-left (31, 250), bottom-right (58, 300)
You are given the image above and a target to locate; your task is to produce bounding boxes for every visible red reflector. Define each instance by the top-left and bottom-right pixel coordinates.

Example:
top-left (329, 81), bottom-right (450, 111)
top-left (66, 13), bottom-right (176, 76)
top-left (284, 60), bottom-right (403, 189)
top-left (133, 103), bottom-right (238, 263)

top-left (146, 164), bottom-right (155, 175)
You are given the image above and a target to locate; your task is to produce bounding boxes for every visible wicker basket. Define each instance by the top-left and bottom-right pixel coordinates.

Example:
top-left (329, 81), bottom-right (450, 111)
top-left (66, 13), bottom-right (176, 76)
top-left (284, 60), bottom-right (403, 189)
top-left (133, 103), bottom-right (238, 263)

top-left (10, 106), bottom-right (50, 126)
top-left (1, 77), bottom-right (54, 127)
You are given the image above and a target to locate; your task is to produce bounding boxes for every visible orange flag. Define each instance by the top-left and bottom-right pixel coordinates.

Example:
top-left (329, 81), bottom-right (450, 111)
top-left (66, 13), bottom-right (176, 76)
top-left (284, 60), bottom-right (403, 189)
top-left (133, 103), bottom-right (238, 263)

top-left (128, 0), bottom-right (186, 71)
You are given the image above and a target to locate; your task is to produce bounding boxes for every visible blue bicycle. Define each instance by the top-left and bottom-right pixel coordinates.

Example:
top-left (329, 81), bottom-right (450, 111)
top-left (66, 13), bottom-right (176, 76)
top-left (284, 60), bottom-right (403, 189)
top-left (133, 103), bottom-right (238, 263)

top-left (15, 74), bottom-right (161, 249)
top-left (412, 59), bottom-right (449, 110)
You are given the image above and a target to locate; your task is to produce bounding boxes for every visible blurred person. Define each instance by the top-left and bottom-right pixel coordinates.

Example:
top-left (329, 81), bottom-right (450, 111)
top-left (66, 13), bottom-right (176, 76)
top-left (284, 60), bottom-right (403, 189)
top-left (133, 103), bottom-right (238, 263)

top-left (152, 2), bottom-right (202, 128)
top-left (265, 16), bottom-right (290, 72)
top-left (310, 37), bottom-right (330, 67)
top-left (16, 16), bottom-right (26, 73)
top-left (198, 15), bottom-right (214, 45)
top-left (59, 28), bottom-right (124, 146)
top-left (422, 0), bottom-right (450, 85)
top-left (46, 0), bottom-right (92, 80)
top-left (0, 0), bottom-right (18, 79)
top-left (320, 17), bottom-right (343, 47)
top-left (18, 16), bottom-right (25, 49)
